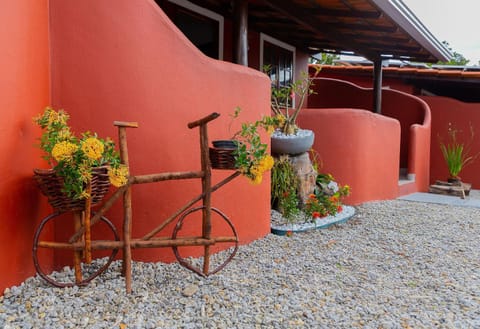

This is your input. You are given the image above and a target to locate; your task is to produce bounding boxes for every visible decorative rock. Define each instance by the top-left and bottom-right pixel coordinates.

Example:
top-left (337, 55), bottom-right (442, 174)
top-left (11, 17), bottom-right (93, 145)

top-left (182, 284), bottom-right (199, 297)
top-left (286, 152), bottom-right (317, 205)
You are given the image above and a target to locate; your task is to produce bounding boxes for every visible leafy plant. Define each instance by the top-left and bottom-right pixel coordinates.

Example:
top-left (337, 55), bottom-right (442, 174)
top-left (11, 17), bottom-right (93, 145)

top-left (264, 65), bottom-right (321, 135)
top-left (34, 106), bottom-right (128, 199)
top-left (271, 155), bottom-right (299, 221)
top-left (439, 123), bottom-right (478, 179)
top-left (304, 173), bottom-right (350, 221)
top-left (304, 149), bottom-right (350, 221)
top-left (229, 107), bottom-right (276, 184)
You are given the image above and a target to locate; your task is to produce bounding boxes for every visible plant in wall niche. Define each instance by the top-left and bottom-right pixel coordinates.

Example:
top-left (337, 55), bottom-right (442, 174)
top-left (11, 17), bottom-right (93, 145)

top-left (271, 155), bottom-right (300, 221)
top-left (34, 106), bottom-right (129, 200)
top-left (265, 65), bottom-right (321, 135)
top-left (439, 122), bottom-right (478, 180)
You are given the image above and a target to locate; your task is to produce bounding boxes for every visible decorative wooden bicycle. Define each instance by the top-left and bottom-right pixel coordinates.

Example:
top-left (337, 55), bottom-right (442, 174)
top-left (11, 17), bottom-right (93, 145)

top-left (32, 113), bottom-right (240, 293)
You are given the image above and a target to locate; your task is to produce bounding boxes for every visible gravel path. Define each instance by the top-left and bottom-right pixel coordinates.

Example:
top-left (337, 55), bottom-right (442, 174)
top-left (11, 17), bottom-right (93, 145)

top-left (1, 199), bottom-right (480, 328)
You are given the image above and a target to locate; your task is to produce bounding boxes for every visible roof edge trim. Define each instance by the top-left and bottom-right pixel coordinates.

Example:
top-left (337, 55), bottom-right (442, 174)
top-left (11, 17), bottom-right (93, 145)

top-left (370, 0), bottom-right (452, 62)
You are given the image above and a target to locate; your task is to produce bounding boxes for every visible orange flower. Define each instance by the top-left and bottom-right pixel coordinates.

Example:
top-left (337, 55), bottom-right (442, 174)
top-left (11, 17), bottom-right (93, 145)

top-left (286, 230), bottom-right (293, 237)
top-left (312, 211), bottom-right (320, 218)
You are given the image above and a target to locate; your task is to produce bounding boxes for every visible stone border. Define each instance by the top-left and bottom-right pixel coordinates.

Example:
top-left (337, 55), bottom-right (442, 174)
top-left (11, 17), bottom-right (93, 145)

top-left (271, 205), bottom-right (355, 236)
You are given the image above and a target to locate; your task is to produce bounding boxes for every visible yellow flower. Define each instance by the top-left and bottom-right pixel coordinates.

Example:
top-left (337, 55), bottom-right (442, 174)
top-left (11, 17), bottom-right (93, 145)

top-left (45, 107), bottom-right (69, 125)
top-left (51, 141), bottom-right (78, 162)
top-left (80, 190), bottom-right (91, 199)
top-left (275, 114), bottom-right (286, 126)
top-left (250, 165), bottom-right (262, 177)
top-left (266, 125), bottom-right (275, 135)
top-left (57, 128), bottom-right (72, 140)
top-left (108, 165), bottom-right (129, 187)
top-left (81, 137), bottom-right (104, 160)
top-left (79, 162), bottom-right (92, 182)
top-left (249, 173), bottom-right (263, 185)
top-left (259, 155), bottom-right (274, 171)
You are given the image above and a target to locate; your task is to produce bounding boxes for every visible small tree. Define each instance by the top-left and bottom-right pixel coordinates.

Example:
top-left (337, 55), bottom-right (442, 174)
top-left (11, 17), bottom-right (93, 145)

top-left (309, 52), bottom-right (340, 65)
top-left (437, 41), bottom-right (470, 66)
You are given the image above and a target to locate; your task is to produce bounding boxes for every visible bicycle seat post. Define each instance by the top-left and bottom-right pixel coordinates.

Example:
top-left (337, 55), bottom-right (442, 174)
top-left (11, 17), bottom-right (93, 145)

top-left (113, 121), bottom-right (138, 293)
top-left (188, 113), bottom-right (220, 275)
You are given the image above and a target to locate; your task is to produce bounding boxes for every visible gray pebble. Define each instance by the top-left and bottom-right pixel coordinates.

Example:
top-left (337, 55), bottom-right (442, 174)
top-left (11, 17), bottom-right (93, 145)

top-left (1, 200), bottom-right (480, 328)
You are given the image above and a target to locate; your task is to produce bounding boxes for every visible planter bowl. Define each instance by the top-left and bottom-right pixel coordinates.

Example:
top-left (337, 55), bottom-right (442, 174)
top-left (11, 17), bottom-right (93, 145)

top-left (271, 129), bottom-right (314, 155)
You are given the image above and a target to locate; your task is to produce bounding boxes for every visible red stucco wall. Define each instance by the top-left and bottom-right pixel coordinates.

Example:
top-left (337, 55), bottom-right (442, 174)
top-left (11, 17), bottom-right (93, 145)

top-left (422, 96), bottom-right (480, 187)
top-left (49, 0), bottom-right (271, 265)
top-left (317, 66), bottom-right (416, 94)
top-left (308, 77), bottom-right (432, 193)
top-left (297, 109), bottom-right (401, 205)
top-left (0, 0), bottom-right (50, 293)
top-left (313, 65), bottom-right (480, 189)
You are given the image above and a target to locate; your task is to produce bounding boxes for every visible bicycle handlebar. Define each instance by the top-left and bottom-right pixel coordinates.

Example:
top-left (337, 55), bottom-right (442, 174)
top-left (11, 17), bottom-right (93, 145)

top-left (114, 121), bottom-right (139, 128)
top-left (187, 112), bottom-right (220, 129)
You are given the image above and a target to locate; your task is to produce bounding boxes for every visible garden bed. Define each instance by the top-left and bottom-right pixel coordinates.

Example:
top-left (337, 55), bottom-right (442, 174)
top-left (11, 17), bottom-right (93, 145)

top-left (270, 206), bottom-right (355, 236)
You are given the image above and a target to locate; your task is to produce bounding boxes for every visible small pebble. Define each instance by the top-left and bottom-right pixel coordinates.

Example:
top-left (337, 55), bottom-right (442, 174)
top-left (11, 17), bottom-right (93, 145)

top-left (1, 199), bottom-right (479, 328)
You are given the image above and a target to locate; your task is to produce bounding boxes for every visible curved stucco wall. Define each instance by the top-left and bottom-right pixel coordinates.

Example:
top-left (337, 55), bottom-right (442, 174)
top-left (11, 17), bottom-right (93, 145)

top-left (297, 108), bottom-right (400, 205)
top-left (308, 77), bottom-right (432, 194)
top-left (49, 0), bottom-right (271, 264)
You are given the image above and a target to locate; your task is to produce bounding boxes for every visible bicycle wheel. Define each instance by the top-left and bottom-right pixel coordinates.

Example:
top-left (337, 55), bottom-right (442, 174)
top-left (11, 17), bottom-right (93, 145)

top-left (172, 206), bottom-right (239, 276)
top-left (32, 211), bottom-right (120, 287)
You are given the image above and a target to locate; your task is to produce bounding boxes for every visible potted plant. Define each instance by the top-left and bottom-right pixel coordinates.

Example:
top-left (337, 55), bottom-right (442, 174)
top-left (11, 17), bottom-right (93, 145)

top-left (265, 65), bottom-right (321, 155)
top-left (33, 106), bottom-right (129, 211)
top-left (439, 122), bottom-right (478, 184)
top-left (210, 107), bottom-right (275, 185)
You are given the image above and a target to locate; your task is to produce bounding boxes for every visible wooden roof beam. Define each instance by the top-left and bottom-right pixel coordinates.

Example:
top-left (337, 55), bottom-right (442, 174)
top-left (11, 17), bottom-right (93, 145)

top-left (259, 0), bottom-right (377, 59)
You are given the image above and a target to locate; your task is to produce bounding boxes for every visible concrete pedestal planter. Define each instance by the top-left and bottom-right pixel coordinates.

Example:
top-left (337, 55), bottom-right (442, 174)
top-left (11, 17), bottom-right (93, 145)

top-left (271, 129), bottom-right (314, 155)
top-left (271, 206), bottom-right (355, 236)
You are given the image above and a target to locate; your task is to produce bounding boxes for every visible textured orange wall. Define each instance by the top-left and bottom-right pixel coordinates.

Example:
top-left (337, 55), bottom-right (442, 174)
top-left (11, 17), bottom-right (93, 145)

top-left (422, 96), bottom-right (480, 187)
top-left (49, 0), bottom-right (271, 263)
top-left (297, 109), bottom-right (401, 205)
top-left (0, 0), bottom-right (50, 293)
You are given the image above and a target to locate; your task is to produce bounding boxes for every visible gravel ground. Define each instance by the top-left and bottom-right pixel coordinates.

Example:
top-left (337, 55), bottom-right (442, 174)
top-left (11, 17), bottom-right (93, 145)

top-left (1, 199), bottom-right (480, 328)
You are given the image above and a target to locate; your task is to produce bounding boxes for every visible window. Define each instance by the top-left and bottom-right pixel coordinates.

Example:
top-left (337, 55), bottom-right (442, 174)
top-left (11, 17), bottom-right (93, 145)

top-left (157, 0), bottom-right (224, 60)
top-left (260, 34), bottom-right (295, 90)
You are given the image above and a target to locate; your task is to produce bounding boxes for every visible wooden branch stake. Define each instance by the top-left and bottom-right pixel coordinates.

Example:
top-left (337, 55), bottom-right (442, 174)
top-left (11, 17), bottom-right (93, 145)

top-left (73, 212), bottom-right (83, 284)
top-left (84, 182), bottom-right (92, 263)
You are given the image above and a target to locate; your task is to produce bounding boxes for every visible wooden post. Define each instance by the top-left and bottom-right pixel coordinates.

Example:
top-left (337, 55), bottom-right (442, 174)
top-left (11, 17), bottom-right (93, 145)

top-left (373, 57), bottom-right (383, 114)
top-left (199, 123), bottom-right (212, 275)
top-left (233, 0), bottom-right (248, 66)
top-left (115, 123), bottom-right (136, 294)
top-left (84, 182), bottom-right (92, 263)
top-left (73, 211), bottom-right (83, 284)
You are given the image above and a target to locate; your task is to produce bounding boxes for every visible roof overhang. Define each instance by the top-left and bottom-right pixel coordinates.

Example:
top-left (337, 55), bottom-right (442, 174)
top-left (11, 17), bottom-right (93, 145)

top-left (370, 0), bottom-right (451, 62)
top-left (186, 0), bottom-right (451, 63)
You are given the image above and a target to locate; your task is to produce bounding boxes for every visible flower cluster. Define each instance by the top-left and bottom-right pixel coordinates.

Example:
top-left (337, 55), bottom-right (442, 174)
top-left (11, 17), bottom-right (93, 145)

top-left (304, 173), bottom-right (350, 221)
top-left (229, 108), bottom-right (280, 184)
top-left (34, 107), bottom-right (128, 199)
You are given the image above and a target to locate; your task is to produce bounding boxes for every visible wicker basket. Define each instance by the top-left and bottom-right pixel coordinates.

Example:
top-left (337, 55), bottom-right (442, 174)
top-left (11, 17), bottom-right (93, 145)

top-left (209, 147), bottom-right (236, 170)
top-left (33, 166), bottom-right (111, 212)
